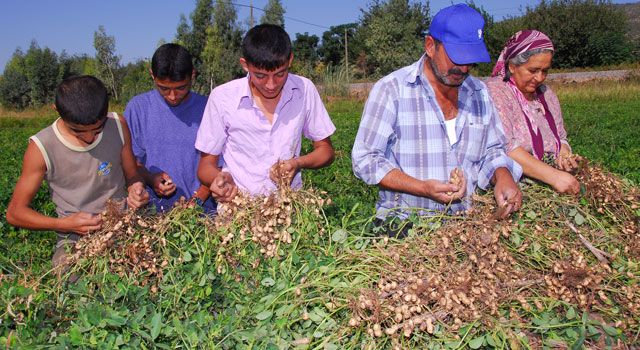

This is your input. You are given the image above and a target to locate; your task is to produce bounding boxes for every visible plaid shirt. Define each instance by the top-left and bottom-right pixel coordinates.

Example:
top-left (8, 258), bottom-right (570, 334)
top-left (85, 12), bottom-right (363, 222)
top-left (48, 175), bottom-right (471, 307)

top-left (352, 55), bottom-right (522, 219)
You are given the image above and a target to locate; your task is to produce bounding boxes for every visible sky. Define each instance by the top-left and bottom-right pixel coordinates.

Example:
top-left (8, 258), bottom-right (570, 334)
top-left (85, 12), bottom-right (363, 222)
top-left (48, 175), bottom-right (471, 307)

top-left (0, 0), bottom-right (635, 69)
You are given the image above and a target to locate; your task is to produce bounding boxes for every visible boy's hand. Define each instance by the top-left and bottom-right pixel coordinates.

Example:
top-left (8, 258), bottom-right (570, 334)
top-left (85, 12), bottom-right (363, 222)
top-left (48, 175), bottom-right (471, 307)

top-left (210, 172), bottom-right (237, 203)
top-left (127, 181), bottom-right (150, 209)
top-left (151, 172), bottom-right (176, 197)
top-left (192, 185), bottom-right (211, 203)
top-left (62, 212), bottom-right (103, 235)
top-left (270, 159), bottom-right (300, 185)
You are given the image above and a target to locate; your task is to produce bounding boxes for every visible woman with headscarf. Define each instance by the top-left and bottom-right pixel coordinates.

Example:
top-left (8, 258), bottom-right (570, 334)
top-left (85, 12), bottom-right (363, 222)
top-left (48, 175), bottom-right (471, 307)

top-left (487, 30), bottom-right (580, 194)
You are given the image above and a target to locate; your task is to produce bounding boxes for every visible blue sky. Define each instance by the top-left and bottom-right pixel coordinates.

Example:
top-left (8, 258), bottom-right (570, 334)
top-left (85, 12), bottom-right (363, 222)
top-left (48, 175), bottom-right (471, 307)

top-left (0, 0), bottom-right (634, 69)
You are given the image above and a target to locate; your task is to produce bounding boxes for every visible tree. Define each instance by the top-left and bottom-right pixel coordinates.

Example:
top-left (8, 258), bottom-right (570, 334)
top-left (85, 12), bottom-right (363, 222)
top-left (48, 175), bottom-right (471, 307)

top-left (520, 0), bottom-right (633, 68)
top-left (22, 41), bottom-right (60, 106)
top-left (291, 33), bottom-right (320, 81)
top-left (318, 23), bottom-right (359, 67)
top-left (119, 60), bottom-right (154, 104)
top-left (196, 0), bottom-right (244, 93)
top-left (201, 24), bottom-right (225, 90)
top-left (358, 0), bottom-right (430, 76)
top-left (0, 49), bottom-right (30, 109)
top-left (93, 26), bottom-right (121, 100)
top-left (293, 32), bottom-right (319, 63)
top-left (261, 0), bottom-right (285, 28)
top-left (188, 0), bottom-right (215, 61)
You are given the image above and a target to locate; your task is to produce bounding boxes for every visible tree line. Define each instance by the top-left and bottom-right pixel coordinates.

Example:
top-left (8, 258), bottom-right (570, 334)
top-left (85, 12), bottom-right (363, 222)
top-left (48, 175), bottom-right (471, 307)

top-left (0, 0), bottom-right (637, 109)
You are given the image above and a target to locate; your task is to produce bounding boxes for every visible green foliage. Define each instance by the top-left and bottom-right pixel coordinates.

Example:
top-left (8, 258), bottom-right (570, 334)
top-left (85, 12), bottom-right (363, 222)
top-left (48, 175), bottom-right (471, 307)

top-left (0, 57), bottom-right (31, 109)
top-left (318, 23), bottom-right (362, 78)
top-left (118, 60), bottom-right (154, 104)
top-left (293, 32), bottom-right (319, 64)
top-left (260, 0), bottom-right (286, 28)
top-left (94, 26), bottom-right (121, 100)
top-left (520, 0), bottom-right (634, 68)
top-left (357, 0), bottom-right (430, 77)
top-left (190, 0), bottom-right (243, 94)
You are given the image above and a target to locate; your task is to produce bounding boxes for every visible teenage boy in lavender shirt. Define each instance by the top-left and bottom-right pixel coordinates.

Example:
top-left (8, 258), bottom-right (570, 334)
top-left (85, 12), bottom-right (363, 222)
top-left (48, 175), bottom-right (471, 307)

top-left (125, 44), bottom-right (214, 213)
top-left (196, 24), bottom-right (336, 203)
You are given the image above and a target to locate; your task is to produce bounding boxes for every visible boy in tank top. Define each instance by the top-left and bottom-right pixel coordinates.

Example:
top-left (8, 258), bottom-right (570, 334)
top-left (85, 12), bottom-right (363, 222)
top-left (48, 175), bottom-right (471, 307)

top-left (5, 75), bottom-right (149, 270)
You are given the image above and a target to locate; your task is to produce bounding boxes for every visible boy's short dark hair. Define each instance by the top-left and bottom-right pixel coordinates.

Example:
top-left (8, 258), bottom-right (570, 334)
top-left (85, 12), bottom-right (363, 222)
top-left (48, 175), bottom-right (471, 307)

top-left (242, 24), bottom-right (292, 71)
top-left (55, 75), bottom-right (108, 125)
top-left (151, 43), bottom-right (194, 81)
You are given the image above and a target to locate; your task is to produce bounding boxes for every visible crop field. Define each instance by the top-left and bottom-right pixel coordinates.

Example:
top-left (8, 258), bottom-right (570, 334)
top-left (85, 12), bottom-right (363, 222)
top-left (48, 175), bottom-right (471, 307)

top-left (0, 77), bottom-right (639, 349)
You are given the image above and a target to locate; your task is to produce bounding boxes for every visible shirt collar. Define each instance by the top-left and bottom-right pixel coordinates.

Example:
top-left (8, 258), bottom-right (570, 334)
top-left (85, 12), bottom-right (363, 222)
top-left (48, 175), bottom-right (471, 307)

top-left (237, 73), bottom-right (301, 109)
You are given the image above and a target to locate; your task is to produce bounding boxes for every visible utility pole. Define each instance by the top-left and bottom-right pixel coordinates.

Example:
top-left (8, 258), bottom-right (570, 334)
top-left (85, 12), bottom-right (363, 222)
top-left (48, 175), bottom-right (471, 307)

top-left (250, 0), bottom-right (254, 28)
top-left (344, 28), bottom-right (349, 84)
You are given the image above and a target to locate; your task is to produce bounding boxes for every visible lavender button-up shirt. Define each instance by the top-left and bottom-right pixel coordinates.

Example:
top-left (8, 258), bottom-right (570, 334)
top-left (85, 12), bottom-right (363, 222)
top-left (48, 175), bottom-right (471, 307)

top-left (195, 73), bottom-right (336, 196)
top-left (352, 55), bottom-right (522, 219)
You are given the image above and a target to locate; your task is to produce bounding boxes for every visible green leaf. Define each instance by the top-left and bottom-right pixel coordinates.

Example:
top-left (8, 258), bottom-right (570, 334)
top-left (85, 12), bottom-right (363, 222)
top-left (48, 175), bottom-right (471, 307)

top-left (150, 312), bottom-right (162, 341)
top-left (468, 335), bottom-right (485, 349)
top-left (308, 310), bottom-right (323, 323)
top-left (486, 334), bottom-right (497, 347)
top-left (602, 324), bottom-right (619, 337)
top-left (261, 277), bottom-right (275, 287)
top-left (331, 229), bottom-right (348, 243)
top-left (526, 210), bottom-right (537, 219)
top-left (532, 242), bottom-right (542, 253)
top-left (511, 232), bottom-right (522, 247)
top-left (256, 310), bottom-right (273, 321)
top-left (68, 326), bottom-right (83, 346)
top-left (182, 251), bottom-right (192, 262)
top-left (574, 213), bottom-right (585, 226)
top-left (104, 314), bottom-right (127, 327)
top-left (324, 343), bottom-right (339, 350)
top-left (566, 307), bottom-right (576, 320)
top-left (568, 208), bottom-right (578, 217)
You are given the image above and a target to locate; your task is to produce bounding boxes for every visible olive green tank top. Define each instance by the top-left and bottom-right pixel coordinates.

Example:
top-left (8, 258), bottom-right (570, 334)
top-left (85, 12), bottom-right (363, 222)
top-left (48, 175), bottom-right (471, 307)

top-left (30, 112), bottom-right (128, 218)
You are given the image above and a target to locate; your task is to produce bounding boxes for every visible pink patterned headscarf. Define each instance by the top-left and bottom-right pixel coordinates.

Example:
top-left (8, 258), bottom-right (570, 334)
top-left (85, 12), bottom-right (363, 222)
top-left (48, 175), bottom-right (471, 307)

top-left (491, 30), bottom-right (554, 77)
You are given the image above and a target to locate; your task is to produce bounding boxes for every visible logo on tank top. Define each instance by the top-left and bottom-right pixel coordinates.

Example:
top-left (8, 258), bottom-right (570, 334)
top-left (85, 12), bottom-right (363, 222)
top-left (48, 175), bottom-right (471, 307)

top-left (97, 161), bottom-right (112, 176)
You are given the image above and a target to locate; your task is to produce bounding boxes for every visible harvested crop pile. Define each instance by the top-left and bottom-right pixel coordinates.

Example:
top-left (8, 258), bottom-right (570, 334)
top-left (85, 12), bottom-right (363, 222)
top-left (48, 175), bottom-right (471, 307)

top-left (2, 161), bottom-right (638, 348)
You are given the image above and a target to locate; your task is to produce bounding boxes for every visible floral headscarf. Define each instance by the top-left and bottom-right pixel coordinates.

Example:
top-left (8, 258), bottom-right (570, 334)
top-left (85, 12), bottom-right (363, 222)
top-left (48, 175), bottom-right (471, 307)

top-left (491, 30), bottom-right (554, 77)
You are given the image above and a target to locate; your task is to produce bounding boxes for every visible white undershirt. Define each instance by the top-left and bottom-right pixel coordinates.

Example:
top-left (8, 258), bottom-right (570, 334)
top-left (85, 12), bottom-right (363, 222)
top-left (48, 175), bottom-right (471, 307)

top-left (444, 118), bottom-right (457, 145)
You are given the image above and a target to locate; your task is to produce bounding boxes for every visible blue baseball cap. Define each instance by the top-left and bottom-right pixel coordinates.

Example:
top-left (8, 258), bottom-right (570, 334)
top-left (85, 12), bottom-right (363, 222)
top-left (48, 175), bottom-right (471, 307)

top-left (428, 4), bottom-right (491, 65)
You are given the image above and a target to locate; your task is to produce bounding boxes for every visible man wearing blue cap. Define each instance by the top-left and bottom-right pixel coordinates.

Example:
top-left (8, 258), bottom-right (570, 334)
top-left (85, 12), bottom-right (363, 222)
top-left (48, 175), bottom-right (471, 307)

top-left (352, 4), bottom-right (523, 233)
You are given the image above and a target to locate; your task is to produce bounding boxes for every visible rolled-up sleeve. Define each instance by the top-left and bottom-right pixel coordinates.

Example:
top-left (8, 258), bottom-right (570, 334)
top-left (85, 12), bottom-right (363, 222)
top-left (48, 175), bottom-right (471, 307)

top-left (477, 103), bottom-right (522, 189)
top-left (352, 81), bottom-right (399, 185)
top-left (195, 92), bottom-right (227, 156)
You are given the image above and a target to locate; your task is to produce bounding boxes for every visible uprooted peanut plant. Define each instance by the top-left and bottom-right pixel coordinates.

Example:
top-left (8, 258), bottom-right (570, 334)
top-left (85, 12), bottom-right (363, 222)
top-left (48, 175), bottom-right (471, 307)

top-left (1, 160), bottom-right (639, 349)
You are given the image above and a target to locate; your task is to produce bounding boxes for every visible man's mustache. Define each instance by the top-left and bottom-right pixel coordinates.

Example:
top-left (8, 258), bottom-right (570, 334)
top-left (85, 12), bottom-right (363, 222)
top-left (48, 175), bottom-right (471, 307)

top-left (447, 68), bottom-right (469, 77)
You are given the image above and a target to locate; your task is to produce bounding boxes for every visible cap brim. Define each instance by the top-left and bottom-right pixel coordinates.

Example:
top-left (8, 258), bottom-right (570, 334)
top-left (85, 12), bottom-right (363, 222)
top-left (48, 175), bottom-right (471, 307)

top-left (442, 42), bottom-right (491, 65)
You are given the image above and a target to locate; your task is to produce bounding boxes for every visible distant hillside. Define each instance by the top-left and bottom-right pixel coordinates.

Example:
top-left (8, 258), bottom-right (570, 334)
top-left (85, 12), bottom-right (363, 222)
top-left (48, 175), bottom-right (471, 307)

top-left (616, 2), bottom-right (640, 42)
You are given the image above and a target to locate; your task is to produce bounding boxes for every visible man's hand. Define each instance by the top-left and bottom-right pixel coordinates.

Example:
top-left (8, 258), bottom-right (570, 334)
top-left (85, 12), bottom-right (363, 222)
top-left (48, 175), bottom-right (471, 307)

top-left (210, 172), bottom-right (238, 203)
top-left (127, 181), bottom-right (150, 209)
top-left (551, 170), bottom-right (580, 195)
top-left (493, 169), bottom-right (522, 219)
top-left (151, 172), bottom-right (176, 197)
top-left (270, 159), bottom-right (300, 185)
top-left (61, 212), bottom-right (103, 235)
top-left (423, 178), bottom-right (466, 204)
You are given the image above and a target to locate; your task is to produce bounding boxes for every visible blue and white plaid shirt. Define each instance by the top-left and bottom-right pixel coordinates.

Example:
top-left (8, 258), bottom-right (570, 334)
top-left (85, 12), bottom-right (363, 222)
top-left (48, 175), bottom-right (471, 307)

top-left (352, 55), bottom-right (522, 219)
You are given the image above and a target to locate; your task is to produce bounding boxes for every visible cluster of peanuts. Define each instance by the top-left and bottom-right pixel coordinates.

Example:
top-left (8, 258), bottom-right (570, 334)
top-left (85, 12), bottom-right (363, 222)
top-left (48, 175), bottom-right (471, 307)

top-left (543, 250), bottom-right (607, 308)
top-left (576, 162), bottom-right (639, 220)
top-left (350, 218), bottom-right (530, 339)
top-left (71, 208), bottom-right (166, 289)
top-left (215, 186), bottom-right (329, 259)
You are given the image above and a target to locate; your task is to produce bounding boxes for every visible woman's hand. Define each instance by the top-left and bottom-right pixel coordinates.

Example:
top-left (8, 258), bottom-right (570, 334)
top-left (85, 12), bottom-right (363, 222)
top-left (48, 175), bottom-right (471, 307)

top-left (551, 169), bottom-right (580, 194)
